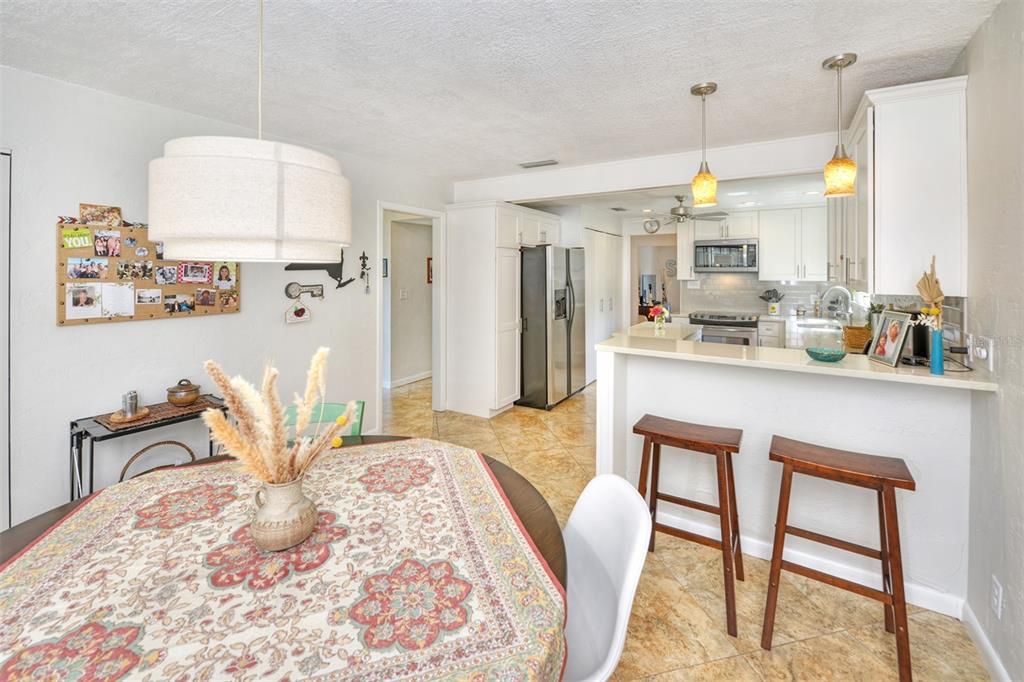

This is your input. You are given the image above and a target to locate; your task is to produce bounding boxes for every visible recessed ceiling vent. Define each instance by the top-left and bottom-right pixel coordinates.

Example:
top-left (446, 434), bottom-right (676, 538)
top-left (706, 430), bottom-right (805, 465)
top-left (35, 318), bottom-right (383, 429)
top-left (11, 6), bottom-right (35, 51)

top-left (518, 159), bottom-right (559, 169)
top-left (609, 207), bottom-right (628, 212)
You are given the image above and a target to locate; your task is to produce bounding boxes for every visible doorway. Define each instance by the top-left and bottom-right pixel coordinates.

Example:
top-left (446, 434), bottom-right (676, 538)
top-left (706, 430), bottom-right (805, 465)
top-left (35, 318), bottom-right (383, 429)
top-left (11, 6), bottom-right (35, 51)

top-left (630, 233), bottom-right (680, 324)
top-left (376, 202), bottom-right (445, 428)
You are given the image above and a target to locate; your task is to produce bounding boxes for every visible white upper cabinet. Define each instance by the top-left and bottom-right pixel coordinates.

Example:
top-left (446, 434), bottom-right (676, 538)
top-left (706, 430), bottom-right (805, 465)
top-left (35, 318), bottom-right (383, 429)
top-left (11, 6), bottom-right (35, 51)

top-left (758, 209), bottom-right (801, 280)
top-left (758, 207), bottom-right (827, 282)
top-left (722, 212), bottom-right (758, 239)
top-left (692, 219), bottom-right (722, 241)
top-left (496, 207), bottom-right (520, 249)
top-left (845, 76), bottom-right (968, 296)
top-left (800, 207), bottom-right (829, 282)
top-left (676, 221), bottom-right (697, 281)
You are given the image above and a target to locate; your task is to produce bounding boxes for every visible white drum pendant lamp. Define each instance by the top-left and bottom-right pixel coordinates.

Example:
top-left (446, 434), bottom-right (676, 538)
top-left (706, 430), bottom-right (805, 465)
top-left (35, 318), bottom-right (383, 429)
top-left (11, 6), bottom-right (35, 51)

top-left (149, 0), bottom-right (351, 262)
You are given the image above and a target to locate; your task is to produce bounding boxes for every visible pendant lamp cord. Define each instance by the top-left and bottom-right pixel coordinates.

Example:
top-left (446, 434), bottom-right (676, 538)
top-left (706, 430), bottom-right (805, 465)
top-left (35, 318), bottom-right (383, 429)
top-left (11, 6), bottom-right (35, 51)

top-left (701, 94), bottom-right (707, 163)
top-left (835, 66), bottom-right (842, 147)
top-left (257, 0), bottom-right (263, 140)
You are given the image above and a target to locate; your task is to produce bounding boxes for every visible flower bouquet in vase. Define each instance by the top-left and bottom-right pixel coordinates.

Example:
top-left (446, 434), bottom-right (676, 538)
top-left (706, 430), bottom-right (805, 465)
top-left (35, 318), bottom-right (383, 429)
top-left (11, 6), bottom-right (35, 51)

top-left (202, 347), bottom-right (355, 551)
top-left (649, 304), bottom-right (668, 334)
top-left (913, 256), bottom-right (945, 376)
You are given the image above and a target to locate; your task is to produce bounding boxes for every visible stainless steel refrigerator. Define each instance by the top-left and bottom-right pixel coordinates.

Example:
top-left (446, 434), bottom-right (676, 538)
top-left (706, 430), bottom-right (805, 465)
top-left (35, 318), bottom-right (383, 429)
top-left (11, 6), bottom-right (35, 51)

top-left (518, 245), bottom-right (586, 409)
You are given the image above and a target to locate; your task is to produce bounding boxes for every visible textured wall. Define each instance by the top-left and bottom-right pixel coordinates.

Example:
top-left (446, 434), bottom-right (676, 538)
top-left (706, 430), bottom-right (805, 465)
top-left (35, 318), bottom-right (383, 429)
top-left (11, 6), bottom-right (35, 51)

top-left (951, 0), bottom-right (1024, 678)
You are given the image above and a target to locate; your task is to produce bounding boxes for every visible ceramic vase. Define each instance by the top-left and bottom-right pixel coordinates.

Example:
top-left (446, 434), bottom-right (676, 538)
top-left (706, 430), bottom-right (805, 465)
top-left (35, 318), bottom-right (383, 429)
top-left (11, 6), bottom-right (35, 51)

top-left (251, 478), bottom-right (317, 552)
top-left (768, 302), bottom-right (780, 316)
top-left (930, 328), bottom-right (945, 376)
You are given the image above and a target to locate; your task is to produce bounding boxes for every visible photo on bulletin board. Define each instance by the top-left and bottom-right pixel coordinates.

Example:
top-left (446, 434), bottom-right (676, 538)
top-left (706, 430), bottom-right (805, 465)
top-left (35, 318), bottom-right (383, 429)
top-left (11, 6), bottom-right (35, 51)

top-left (66, 258), bottom-right (108, 280)
top-left (79, 203), bottom-right (122, 227)
top-left (57, 217), bottom-right (241, 325)
top-left (93, 230), bottom-right (121, 256)
top-left (213, 262), bottom-right (237, 289)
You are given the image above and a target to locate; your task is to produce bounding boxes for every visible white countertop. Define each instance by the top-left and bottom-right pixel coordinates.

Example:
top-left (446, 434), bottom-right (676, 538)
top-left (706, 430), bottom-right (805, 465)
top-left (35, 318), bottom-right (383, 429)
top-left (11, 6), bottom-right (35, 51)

top-left (617, 321), bottom-right (703, 341)
top-left (598, 323), bottom-right (997, 392)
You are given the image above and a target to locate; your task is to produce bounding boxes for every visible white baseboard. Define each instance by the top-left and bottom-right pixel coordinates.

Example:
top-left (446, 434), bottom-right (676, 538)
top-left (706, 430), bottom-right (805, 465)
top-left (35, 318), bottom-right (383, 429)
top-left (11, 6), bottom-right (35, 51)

top-left (656, 508), bottom-right (964, 618)
top-left (962, 602), bottom-right (1012, 682)
top-left (385, 370), bottom-right (431, 390)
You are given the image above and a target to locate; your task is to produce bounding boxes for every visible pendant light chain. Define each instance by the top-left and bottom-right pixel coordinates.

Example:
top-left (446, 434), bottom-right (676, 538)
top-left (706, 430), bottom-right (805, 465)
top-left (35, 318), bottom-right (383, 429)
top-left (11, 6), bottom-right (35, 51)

top-left (257, 0), bottom-right (263, 140)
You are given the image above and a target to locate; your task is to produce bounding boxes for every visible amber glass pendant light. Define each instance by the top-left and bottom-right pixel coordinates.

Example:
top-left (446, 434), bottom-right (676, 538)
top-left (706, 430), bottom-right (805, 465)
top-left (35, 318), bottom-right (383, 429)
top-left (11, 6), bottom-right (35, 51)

top-left (822, 53), bottom-right (858, 198)
top-left (690, 82), bottom-right (718, 207)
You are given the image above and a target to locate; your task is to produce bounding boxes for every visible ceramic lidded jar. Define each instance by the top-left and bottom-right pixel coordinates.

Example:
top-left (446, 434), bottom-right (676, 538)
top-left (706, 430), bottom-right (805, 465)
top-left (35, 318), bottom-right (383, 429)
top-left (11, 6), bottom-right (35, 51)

top-left (250, 478), bottom-right (317, 551)
top-left (167, 378), bottom-right (201, 406)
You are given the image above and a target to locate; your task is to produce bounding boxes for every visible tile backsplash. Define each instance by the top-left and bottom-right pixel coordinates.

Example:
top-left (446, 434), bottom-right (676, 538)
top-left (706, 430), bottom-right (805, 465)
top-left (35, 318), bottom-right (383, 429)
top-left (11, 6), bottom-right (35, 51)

top-left (678, 273), bottom-right (831, 316)
top-left (678, 273), bottom-right (966, 341)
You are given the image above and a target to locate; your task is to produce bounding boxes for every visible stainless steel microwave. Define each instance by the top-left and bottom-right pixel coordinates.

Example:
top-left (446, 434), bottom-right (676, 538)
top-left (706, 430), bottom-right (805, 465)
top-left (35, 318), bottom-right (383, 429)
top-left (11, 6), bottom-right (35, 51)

top-left (694, 238), bottom-right (758, 272)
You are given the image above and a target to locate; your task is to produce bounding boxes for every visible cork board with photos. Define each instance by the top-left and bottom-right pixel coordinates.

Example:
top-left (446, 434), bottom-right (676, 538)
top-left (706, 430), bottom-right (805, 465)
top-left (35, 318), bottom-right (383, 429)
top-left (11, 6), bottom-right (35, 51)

top-left (57, 204), bottom-right (241, 326)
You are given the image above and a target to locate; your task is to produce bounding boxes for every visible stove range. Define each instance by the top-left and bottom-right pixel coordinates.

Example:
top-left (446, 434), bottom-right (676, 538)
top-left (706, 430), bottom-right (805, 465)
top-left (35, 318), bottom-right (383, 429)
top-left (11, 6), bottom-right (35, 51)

top-left (688, 311), bottom-right (760, 328)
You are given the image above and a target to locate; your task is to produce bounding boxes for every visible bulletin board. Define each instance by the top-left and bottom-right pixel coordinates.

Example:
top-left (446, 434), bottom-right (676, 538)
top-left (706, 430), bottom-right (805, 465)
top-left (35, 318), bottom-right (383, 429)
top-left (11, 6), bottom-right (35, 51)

top-left (56, 209), bottom-right (242, 326)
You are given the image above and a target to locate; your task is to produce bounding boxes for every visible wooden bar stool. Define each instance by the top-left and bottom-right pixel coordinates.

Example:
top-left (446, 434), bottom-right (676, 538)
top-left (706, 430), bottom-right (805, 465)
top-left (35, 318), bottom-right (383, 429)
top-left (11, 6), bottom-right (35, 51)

top-left (633, 414), bottom-right (744, 636)
top-left (761, 435), bottom-right (917, 681)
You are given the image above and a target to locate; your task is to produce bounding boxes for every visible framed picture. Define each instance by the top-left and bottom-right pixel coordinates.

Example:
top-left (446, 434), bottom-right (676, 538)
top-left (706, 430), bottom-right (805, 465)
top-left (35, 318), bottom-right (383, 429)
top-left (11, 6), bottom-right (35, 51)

top-left (868, 310), bottom-right (912, 367)
top-left (426, 256), bottom-right (433, 284)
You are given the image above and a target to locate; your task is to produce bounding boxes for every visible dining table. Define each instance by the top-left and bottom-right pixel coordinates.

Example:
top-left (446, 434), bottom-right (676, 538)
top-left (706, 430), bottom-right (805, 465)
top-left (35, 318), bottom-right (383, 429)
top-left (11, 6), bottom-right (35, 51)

top-left (0, 436), bottom-right (568, 680)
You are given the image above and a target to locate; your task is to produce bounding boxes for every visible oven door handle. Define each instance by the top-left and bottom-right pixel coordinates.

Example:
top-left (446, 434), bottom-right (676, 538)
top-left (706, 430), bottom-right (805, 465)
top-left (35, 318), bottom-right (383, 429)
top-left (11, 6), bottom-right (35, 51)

top-left (705, 326), bottom-right (754, 333)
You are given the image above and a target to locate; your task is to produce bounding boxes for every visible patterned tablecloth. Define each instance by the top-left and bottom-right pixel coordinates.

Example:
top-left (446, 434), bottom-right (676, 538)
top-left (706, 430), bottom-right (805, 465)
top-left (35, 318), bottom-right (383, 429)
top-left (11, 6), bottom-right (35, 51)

top-left (0, 439), bottom-right (566, 680)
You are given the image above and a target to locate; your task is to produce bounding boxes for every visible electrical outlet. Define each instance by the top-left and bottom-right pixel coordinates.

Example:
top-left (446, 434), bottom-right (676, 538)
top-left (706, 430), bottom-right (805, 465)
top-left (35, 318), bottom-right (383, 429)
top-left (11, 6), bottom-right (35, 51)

top-left (991, 575), bottom-right (1004, 619)
top-left (965, 333), bottom-right (975, 365)
top-left (974, 335), bottom-right (995, 372)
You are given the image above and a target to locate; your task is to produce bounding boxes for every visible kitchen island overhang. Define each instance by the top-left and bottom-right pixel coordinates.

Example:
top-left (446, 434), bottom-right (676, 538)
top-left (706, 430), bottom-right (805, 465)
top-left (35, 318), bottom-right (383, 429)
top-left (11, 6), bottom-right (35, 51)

top-left (595, 325), bottom-right (996, 620)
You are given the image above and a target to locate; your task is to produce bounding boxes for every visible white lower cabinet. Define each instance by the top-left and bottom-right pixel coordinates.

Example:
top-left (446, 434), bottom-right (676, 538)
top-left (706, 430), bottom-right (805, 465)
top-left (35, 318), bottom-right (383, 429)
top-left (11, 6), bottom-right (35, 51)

top-left (757, 319), bottom-right (786, 348)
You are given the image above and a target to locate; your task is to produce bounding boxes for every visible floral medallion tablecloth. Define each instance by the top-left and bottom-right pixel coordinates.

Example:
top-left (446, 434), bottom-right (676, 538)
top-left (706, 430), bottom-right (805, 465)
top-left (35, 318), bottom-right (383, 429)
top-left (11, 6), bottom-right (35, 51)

top-left (0, 439), bottom-right (566, 680)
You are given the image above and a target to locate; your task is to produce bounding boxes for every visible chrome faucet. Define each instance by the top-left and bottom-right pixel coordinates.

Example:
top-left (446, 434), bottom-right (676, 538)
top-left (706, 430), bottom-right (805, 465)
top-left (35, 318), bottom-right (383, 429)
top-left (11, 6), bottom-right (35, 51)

top-left (820, 284), bottom-right (853, 324)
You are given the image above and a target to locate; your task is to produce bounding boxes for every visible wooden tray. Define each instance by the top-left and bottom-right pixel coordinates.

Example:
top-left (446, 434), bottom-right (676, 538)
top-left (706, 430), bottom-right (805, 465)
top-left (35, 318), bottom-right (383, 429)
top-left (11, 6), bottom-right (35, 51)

top-left (107, 407), bottom-right (151, 424)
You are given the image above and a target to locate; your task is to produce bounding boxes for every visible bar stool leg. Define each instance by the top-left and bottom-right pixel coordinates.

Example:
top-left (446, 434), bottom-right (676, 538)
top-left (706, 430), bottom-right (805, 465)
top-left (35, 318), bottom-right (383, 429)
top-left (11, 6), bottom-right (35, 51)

top-left (883, 485), bottom-right (913, 682)
top-left (638, 436), bottom-right (652, 500)
top-left (647, 442), bottom-right (661, 552)
top-left (726, 451), bottom-right (744, 582)
top-left (715, 452), bottom-right (738, 637)
top-left (878, 489), bottom-right (895, 634)
top-left (761, 463), bottom-right (794, 650)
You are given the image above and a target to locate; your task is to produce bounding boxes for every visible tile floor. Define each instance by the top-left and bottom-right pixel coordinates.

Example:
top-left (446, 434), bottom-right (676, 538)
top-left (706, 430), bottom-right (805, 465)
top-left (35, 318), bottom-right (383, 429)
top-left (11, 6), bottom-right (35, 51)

top-left (382, 379), bottom-right (990, 681)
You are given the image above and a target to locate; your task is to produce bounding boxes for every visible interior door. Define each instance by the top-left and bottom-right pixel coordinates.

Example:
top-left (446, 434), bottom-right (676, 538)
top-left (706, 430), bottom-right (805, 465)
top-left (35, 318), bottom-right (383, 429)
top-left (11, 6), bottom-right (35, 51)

top-left (1, 151), bottom-right (9, 529)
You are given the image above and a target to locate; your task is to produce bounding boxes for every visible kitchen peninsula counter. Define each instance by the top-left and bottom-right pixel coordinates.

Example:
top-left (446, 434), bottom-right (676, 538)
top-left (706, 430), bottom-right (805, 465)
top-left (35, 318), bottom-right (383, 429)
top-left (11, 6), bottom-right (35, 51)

top-left (602, 322), bottom-right (996, 392)
top-left (595, 322), bottom-right (996, 619)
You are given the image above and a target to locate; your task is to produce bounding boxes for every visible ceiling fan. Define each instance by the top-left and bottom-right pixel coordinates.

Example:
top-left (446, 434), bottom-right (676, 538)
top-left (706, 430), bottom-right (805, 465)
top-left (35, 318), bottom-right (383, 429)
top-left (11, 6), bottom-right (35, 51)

top-left (642, 195), bottom-right (729, 234)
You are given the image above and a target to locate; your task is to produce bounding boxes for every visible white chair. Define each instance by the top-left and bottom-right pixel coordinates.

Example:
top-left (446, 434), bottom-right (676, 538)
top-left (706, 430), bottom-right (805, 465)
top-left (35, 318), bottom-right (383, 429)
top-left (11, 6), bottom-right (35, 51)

top-left (562, 474), bottom-right (652, 682)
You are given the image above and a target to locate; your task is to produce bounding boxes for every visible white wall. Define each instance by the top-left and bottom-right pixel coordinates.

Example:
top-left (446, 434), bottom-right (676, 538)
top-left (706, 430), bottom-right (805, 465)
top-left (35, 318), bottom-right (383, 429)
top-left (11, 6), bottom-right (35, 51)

top-left (389, 221), bottom-right (432, 386)
top-left (950, 1), bottom-right (1024, 678)
top-left (0, 67), bottom-right (448, 523)
top-left (454, 132), bottom-right (835, 203)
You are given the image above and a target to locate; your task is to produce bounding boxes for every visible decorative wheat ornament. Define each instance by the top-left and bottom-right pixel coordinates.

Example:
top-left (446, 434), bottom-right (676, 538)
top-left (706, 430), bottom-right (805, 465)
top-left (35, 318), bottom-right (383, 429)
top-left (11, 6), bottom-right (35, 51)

top-left (202, 347), bottom-right (356, 551)
top-left (914, 256), bottom-right (946, 375)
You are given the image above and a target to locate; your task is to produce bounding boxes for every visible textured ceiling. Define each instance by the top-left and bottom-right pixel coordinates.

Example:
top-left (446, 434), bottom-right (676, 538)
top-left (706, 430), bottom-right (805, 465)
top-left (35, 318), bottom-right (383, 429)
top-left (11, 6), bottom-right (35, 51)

top-left (0, 0), bottom-right (997, 181)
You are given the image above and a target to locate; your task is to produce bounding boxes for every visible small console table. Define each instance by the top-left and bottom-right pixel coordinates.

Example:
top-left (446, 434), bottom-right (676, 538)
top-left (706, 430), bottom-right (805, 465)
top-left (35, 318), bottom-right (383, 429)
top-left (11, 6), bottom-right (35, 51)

top-left (68, 394), bottom-right (226, 500)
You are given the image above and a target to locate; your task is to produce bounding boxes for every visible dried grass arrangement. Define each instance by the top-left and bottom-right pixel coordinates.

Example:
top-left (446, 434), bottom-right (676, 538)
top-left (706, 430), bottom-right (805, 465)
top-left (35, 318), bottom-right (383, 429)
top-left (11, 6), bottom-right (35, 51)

top-left (202, 347), bottom-right (349, 483)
